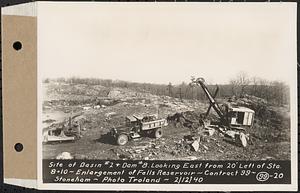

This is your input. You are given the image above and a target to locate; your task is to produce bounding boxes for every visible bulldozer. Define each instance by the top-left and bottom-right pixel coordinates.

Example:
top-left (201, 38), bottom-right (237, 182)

top-left (43, 113), bottom-right (83, 143)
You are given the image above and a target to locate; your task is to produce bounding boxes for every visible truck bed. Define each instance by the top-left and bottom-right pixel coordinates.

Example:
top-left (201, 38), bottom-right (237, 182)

top-left (141, 119), bottom-right (168, 130)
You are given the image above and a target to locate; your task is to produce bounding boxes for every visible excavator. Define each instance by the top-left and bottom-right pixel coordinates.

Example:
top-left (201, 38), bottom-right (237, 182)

top-left (190, 77), bottom-right (255, 147)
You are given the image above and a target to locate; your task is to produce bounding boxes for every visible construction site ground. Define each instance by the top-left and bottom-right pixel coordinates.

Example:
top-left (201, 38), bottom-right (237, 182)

top-left (42, 82), bottom-right (291, 160)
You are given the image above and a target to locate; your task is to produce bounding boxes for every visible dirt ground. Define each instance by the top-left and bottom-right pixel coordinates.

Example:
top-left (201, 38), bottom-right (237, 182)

top-left (42, 82), bottom-right (291, 160)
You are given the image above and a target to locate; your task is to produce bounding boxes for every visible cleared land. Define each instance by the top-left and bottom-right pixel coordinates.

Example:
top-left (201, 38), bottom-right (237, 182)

top-left (42, 82), bottom-right (290, 160)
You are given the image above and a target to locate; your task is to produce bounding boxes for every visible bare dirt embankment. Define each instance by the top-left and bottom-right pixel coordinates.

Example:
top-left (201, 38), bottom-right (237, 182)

top-left (42, 82), bottom-right (291, 160)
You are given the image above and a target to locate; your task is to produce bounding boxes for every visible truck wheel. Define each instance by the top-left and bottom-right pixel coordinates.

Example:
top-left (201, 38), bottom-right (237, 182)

top-left (117, 134), bottom-right (128, 146)
top-left (154, 128), bottom-right (163, 139)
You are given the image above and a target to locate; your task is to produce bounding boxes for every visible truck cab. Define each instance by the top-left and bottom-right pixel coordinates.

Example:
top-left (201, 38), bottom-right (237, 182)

top-left (125, 115), bottom-right (140, 127)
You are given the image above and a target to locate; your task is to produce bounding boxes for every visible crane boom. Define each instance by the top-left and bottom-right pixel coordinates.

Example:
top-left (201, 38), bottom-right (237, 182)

top-left (191, 77), bottom-right (225, 120)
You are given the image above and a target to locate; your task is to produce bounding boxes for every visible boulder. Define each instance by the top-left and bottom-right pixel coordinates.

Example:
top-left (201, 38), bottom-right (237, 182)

top-left (184, 156), bottom-right (197, 160)
top-left (202, 144), bottom-right (209, 150)
top-left (239, 133), bottom-right (248, 147)
top-left (56, 152), bottom-right (73, 160)
top-left (191, 138), bottom-right (200, 151)
top-left (225, 130), bottom-right (238, 139)
top-left (205, 128), bottom-right (215, 136)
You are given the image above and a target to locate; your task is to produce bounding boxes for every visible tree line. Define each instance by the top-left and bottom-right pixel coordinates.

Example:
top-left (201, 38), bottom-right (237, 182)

top-left (44, 72), bottom-right (289, 106)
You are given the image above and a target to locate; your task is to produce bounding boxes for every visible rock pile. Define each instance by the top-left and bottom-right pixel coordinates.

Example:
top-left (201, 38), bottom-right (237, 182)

top-left (167, 111), bottom-right (205, 129)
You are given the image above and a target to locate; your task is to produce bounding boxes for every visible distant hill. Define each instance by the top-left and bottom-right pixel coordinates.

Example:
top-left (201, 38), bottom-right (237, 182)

top-left (43, 77), bottom-right (289, 106)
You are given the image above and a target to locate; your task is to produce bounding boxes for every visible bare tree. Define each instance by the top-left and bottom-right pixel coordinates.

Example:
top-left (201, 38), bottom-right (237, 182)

top-left (229, 72), bottom-right (250, 97)
top-left (250, 76), bottom-right (262, 96)
top-left (270, 81), bottom-right (289, 106)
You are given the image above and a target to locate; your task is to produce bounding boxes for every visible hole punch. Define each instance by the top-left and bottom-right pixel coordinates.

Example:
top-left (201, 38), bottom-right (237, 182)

top-left (13, 41), bottom-right (22, 51)
top-left (14, 143), bottom-right (23, 152)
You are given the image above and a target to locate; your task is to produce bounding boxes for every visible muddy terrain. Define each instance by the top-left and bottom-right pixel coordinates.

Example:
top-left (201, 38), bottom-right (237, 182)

top-left (42, 82), bottom-right (290, 160)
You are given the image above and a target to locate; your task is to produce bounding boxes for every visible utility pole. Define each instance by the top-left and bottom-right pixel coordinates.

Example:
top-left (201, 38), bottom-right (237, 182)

top-left (167, 82), bottom-right (173, 97)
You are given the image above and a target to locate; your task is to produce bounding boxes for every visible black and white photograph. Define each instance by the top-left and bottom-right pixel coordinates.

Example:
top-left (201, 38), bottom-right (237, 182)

top-left (41, 2), bottom-right (294, 161)
top-left (43, 74), bottom-right (292, 161)
top-left (36, 2), bottom-right (297, 190)
top-left (0, 0), bottom-right (298, 191)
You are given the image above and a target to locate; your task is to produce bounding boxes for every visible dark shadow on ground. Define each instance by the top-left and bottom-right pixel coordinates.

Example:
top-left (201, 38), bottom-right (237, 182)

top-left (43, 140), bottom-right (76, 145)
top-left (94, 133), bottom-right (115, 145)
top-left (223, 138), bottom-right (242, 147)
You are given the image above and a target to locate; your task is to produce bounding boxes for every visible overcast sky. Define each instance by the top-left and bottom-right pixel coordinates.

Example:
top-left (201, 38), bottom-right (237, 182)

top-left (38, 2), bottom-right (296, 85)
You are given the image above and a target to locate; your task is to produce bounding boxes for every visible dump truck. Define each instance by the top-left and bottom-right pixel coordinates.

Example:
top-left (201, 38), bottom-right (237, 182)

top-left (110, 114), bottom-right (168, 145)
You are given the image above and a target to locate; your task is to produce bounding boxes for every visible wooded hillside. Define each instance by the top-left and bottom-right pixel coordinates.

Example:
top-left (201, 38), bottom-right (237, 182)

top-left (44, 73), bottom-right (289, 106)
